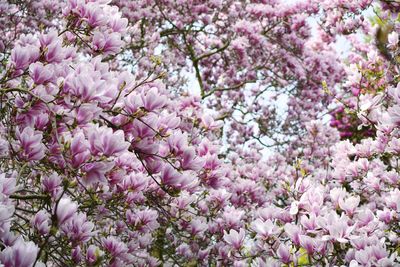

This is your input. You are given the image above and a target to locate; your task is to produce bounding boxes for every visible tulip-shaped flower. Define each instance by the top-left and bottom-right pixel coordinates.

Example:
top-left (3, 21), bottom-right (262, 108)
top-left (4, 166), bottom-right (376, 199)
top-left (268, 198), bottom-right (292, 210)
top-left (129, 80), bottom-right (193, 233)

top-left (201, 114), bottom-right (223, 130)
top-left (0, 174), bottom-right (17, 196)
top-left (92, 31), bottom-right (124, 56)
top-left (188, 219), bottom-right (208, 237)
top-left (161, 164), bottom-right (188, 189)
top-left (324, 215), bottom-right (355, 243)
top-left (16, 127), bottom-right (45, 161)
top-left (88, 125), bottom-right (129, 156)
top-left (299, 235), bottom-right (316, 255)
top-left (180, 148), bottom-right (205, 171)
top-left (223, 228), bottom-right (245, 250)
top-left (126, 209), bottom-right (159, 233)
top-left (0, 204), bottom-right (14, 228)
top-left (277, 243), bottom-right (292, 264)
top-left (61, 213), bottom-right (95, 244)
top-left (141, 87), bottom-right (167, 112)
top-left (56, 197), bottom-right (78, 225)
top-left (70, 132), bottom-right (91, 168)
top-left (250, 219), bottom-right (279, 240)
top-left (339, 195), bottom-right (360, 216)
top-left (101, 236), bottom-right (128, 258)
top-left (10, 45), bottom-right (39, 70)
top-left (85, 4), bottom-right (107, 28)
top-left (29, 62), bottom-right (53, 84)
top-left (82, 161), bottom-right (115, 186)
top-left (31, 210), bottom-right (51, 235)
top-left (0, 239), bottom-right (39, 267)
top-left (42, 173), bottom-right (62, 198)
top-left (86, 245), bottom-right (103, 266)
top-left (284, 223), bottom-right (301, 246)
top-left (124, 93), bottom-right (143, 115)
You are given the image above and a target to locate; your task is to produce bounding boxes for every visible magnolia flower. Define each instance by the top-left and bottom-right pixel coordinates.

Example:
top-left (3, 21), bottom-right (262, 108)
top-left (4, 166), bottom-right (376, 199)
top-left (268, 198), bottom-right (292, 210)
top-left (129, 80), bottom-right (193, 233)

top-left (70, 132), bottom-right (91, 168)
top-left (223, 228), bottom-right (245, 250)
top-left (0, 174), bottom-right (17, 196)
top-left (250, 219), bottom-right (279, 240)
top-left (289, 201), bottom-right (299, 215)
top-left (0, 239), bottom-right (39, 267)
top-left (126, 209), bottom-right (159, 232)
top-left (388, 105), bottom-right (400, 125)
top-left (31, 210), bottom-right (51, 235)
top-left (141, 87), bottom-right (167, 112)
top-left (75, 104), bottom-right (102, 125)
top-left (41, 173), bottom-right (62, 198)
top-left (88, 125), bottom-right (129, 156)
top-left (284, 224), bottom-right (301, 246)
top-left (300, 214), bottom-right (317, 231)
top-left (124, 93), bottom-right (143, 115)
top-left (16, 127), bottom-right (45, 161)
top-left (222, 207), bottom-right (244, 229)
top-left (61, 213), bottom-right (95, 243)
top-left (180, 148), bottom-right (205, 171)
top-left (330, 187), bottom-right (347, 207)
top-left (10, 45), bottom-right (39, 70)
top-left (92, 31), bottom-right (124, 56)
top-left (86, 245), bottom-right (103, 265)
top-left (188, 219), bottom-right (208, 236)
top-left (299, 235), bottom-right (316, 255)
top-left (388, 31), bottom-right (399, 49)
top-left (277, 243), bottom-right (292, 264)
top-left (323, 215), bottom-right (354, 243)
top-left (0, 204), bottom-right (14, 226)
top-left (84, 4), bottom-right (107, 27)
top-left (339, 195), bottom-right (360, 216)
top-left (56, 197), bottom-right (78, 225)
top-left (377, 208), bottom-right (394, 224)
top-left (160, 164), bottom-right (194, 189)
top-left (102, 236), bottom-right (128, 257)
top-left (167, 131), bottom-right (188, 154)
top-left (72, 246), bottom-right (83, 264)
top-left (29, 62), bottom-right (53, 84)
top-left (201, 114), bottom-right (223, 130)
top-left (82, 161), bottom-right (115, 186)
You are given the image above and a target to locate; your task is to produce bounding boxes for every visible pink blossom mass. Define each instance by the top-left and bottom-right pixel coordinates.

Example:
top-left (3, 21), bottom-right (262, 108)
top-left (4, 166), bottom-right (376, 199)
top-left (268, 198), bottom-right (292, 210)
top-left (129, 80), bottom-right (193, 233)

top-left (0, 0), bottom-right (400, 266)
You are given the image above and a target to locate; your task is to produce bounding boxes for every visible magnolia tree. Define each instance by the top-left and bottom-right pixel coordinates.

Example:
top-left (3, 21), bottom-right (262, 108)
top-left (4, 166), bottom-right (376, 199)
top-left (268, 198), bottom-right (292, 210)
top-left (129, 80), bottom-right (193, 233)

top-left (0, 0), bottom-right (399, 266)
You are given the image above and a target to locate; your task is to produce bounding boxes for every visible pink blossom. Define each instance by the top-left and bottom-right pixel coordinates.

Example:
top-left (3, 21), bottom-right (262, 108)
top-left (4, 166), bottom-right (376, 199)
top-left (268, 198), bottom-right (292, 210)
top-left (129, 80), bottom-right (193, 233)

top-left (160, 164), bottom-right (193, 189)
top-left (201, 114), bottom-right (223, 130)
top-left (339, 195), bottom-right (360, 216)
top-left (299, 235), bottom-right (316, 255)
top-left (141, 87), bottom-right (167, 112)
top-left (29, 62), bottom-right (53, 84)
top-left (70, 131), bottom-right (91, 168)
top-left (88, 125), bottom-right (129, 156)
top-left (277, 243), bottom-right (291, 264)
top-left (180, 148), bottom-right (205, 171)
top-left (250, 219), bottom-right (279, 240)
top-left (223, 228), bottom-right (245, 250)
top-left (102, 236), bottom-right (128, 257)
top-left (31, 210), bottom-right (50, 235)
top-left (61, 213), bottom-right (95, 243)
top-left (16, 127), bottom-right (45, 161)
top-left (56, 197), bottom-right (78, 225)
top-left (86, 245), bottom-right (103, 265)
top-left (0, 174), bottom-right (17, 196)
top-left (92, 31), bottom-right (124, 55)
top-left (388, 32), bottom-right (399, 49)
top-left (82, 161), bottom-right (115, 185)
top-left (10, 45), bottom-right (39, 70)
top-left (0, 239), bottom-right (39, 267)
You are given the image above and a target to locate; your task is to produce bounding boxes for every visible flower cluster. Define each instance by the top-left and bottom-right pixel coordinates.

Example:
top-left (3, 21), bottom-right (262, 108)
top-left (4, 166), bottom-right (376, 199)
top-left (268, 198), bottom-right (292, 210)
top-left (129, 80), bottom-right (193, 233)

top-left (0, 0), bottom-right (400, 266)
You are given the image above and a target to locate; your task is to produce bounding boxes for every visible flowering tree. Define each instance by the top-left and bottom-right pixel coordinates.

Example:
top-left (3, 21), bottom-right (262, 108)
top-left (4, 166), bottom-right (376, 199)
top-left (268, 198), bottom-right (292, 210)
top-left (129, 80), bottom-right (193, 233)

top-left (0, 0), bottom-right (399, 266)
